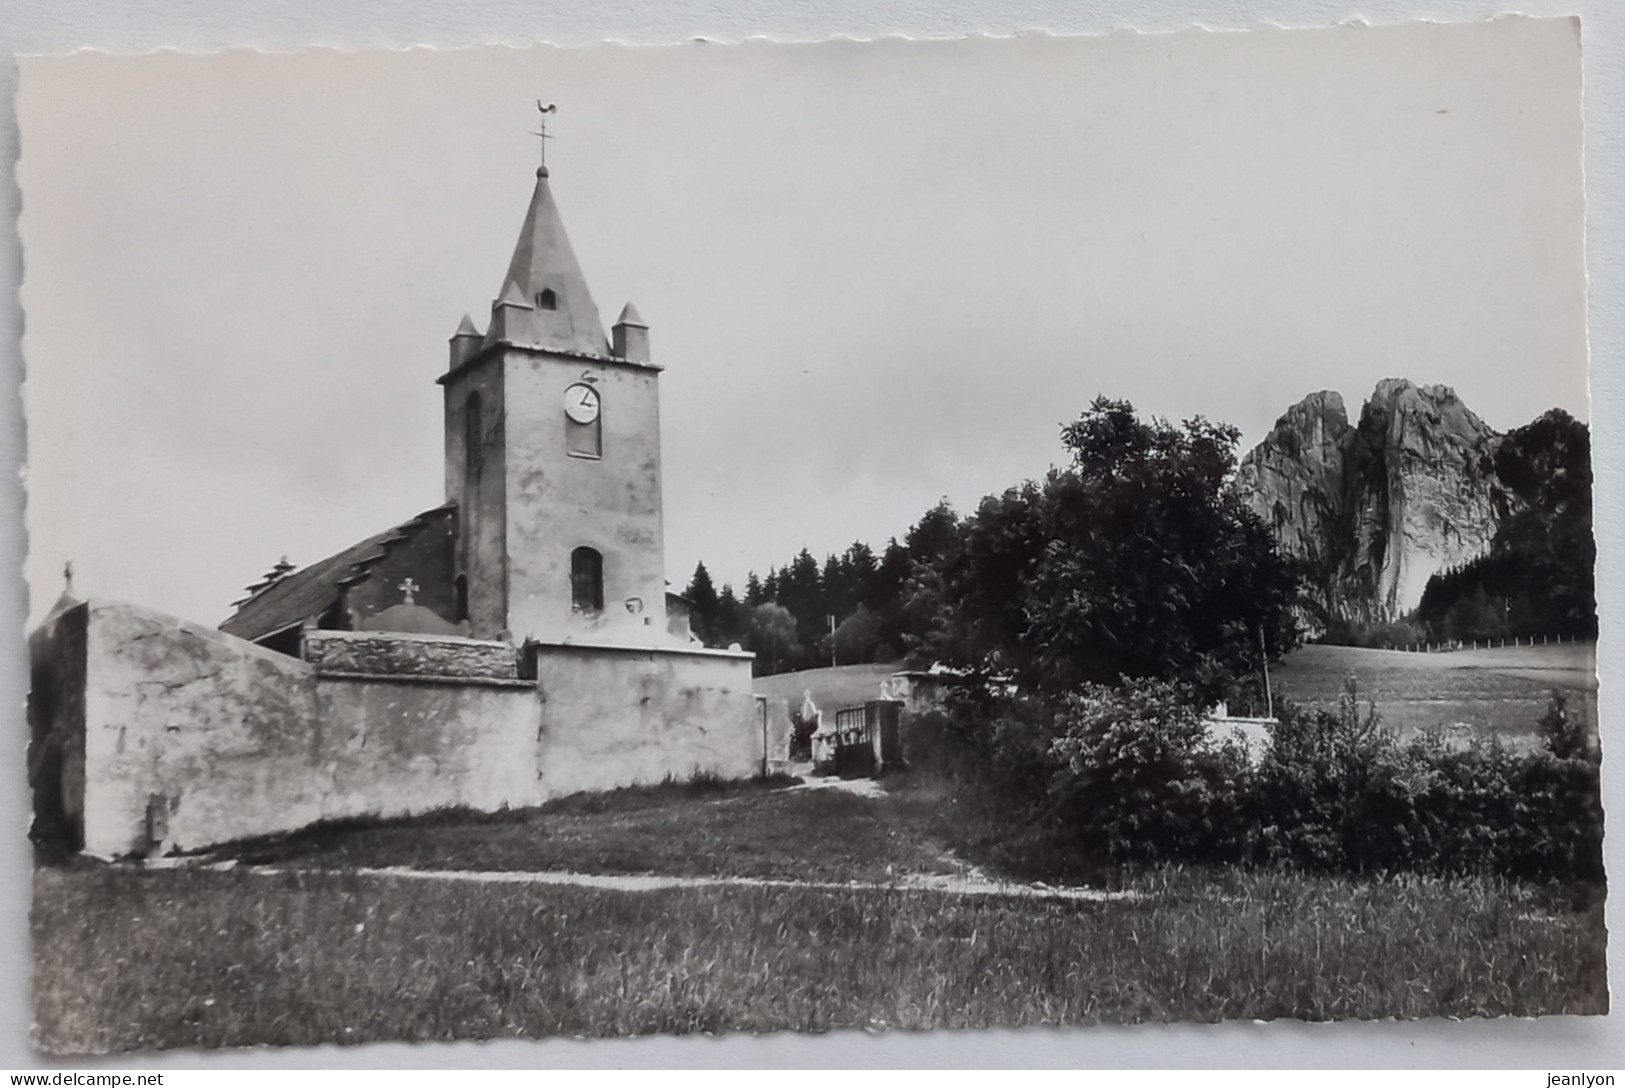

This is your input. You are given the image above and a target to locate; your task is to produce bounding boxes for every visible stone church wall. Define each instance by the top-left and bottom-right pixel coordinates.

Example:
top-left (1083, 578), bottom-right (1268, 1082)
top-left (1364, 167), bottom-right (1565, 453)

top-left (32, 600), bottom-right (760, 857)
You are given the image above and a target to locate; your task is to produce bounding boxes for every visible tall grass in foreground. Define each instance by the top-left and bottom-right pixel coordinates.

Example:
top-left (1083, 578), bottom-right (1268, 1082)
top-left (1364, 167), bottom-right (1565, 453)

top-left (33, 864), bottom-right (1605, 1053)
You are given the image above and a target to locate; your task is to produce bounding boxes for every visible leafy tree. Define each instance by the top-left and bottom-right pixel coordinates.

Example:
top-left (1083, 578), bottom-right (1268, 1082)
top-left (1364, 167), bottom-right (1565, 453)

top-left (918, 398), bottom-right (1300, 700)
top-left (744, 602), bottom-right (800, 675)
top-left (832, 605), bottom-right (885, 665)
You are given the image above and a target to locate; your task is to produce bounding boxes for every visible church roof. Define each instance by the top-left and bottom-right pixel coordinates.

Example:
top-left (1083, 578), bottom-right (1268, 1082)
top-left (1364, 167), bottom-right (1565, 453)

top-left (219, 504), bottom-right (457, 643)
top-left (488, 169), bottom-right (609, 356)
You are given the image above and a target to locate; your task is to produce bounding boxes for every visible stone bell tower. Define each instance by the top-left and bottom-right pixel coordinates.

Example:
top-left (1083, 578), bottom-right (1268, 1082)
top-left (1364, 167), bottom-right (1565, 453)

top-left (439, 147), bottom-right (667, 646)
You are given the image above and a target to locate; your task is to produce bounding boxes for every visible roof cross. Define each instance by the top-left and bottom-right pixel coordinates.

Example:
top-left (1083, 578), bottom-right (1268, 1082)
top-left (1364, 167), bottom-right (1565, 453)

top-left (532, 101), bottom-right (557, 174)
top-left (399, 577), bottom-right (419, 606)
top-left (63, 560), bottom-right (74, 595)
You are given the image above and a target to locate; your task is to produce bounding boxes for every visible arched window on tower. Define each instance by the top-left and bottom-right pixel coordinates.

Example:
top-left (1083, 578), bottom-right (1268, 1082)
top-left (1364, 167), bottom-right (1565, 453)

top-left (465, 392), bottom-right (485, 479)
top-left (570, 547), bottom-right (604, 613)
top-left (535, 288), bottom-right (557, 310)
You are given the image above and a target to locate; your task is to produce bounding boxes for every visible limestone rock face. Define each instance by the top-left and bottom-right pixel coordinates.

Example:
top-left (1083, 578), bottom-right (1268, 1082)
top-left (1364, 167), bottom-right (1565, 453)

top-left (1231, 390), bottom-right (1354, 616)
top-left (1234, 379), bottom-right (1510, 626)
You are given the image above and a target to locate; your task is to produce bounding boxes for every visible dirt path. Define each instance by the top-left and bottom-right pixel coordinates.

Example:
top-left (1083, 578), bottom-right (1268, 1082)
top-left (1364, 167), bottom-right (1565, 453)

top-left (230, 862), bottom-right (1131, 902)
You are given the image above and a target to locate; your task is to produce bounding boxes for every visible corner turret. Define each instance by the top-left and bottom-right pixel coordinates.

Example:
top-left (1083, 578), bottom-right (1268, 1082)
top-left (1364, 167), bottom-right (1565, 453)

top-left (612, 302), bottom-right (649, 363)
top-left (449, 314), bottom-right (483, 369)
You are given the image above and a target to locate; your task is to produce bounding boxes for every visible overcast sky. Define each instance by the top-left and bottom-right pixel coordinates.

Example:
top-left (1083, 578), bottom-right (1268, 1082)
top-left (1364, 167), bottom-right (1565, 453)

top-left (18, 18), bottom-right (1586, 627)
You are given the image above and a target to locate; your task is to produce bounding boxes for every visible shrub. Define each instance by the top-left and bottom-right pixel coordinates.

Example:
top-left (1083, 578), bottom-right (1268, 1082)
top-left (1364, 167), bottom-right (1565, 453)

top-left (1320, 618), bottom-right (1428, 649)
top-left (1537, 689), bottom-right (1588, 761)
top-left (1251, 677), bottom-right (1423, 872)
top-left (915, 675), bottom-right (1602, 884)
top-left (1252, 682), bottom-right (1602, 882)
top-left (1046, 679), bottom-right (1252, 864)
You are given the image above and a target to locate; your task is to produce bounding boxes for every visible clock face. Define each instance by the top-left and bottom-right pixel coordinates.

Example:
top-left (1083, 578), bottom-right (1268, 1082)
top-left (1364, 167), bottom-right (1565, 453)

top-left (564, 383), bottom-right (601, 425)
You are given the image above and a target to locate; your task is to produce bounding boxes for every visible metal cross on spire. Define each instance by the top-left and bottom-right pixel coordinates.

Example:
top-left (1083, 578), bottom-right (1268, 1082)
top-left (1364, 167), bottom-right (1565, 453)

top-left (533, 101), bottom-right (557, 175)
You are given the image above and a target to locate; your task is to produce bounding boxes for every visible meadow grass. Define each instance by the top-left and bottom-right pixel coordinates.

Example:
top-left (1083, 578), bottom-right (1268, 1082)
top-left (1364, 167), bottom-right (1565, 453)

top-left (33, 862), bottom-right (1606, 1053)
top-left (752, 662), bottom-right (899, 713)
top-left (204, 775), bottom-right (983, 884)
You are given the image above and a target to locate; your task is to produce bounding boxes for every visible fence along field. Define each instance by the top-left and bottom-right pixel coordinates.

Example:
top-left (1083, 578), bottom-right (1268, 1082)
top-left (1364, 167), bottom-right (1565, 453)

top-left (1270, 641), bottom-right (1596, 749)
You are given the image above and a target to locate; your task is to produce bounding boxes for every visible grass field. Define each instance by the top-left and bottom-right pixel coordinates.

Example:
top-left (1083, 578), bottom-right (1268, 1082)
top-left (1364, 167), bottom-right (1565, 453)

top-left (753, 662), bottom-right (897, 713)
top-left (34, 773), bottom-right (1609, 1052)
top-left (1270, 642), bottom-right (1597, 747)
top-left (203, 775), bottom-right (1103, 887)
top-left (203, 777), bottom-right (976, 884)
top-left (33, 861), bottom-right (1605, 1052)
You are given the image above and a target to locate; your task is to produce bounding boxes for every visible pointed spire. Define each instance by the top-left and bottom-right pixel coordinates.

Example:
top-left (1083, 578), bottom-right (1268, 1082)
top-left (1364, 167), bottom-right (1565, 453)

top-left (485, 168), bottom-right (609, 357)
top-left (42, 560), bottom-right (82, 625)
top-left (616, 302), bottom-right (646, 327)
top-left (454, 314), bottom-right (480, 337)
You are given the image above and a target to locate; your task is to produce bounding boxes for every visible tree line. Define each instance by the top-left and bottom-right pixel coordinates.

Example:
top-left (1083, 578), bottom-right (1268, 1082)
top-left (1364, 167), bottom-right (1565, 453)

top-left (679, 515), bottom-right (942, 675)
top-left (684, 396), bottom-right (1301, 700)
top-left (1416, 409), bottom-right (1595, 643)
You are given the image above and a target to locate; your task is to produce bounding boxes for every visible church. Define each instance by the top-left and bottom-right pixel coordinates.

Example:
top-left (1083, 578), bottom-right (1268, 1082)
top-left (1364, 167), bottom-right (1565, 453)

top-left (27, 140), bottom-right (767, 859)
top-left (219, 149), bottom-right (686, 656)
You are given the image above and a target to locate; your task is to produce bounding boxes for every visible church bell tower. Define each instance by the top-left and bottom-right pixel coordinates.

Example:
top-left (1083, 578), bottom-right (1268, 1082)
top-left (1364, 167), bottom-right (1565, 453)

top-left (439, 137), bottom-right (667, 646)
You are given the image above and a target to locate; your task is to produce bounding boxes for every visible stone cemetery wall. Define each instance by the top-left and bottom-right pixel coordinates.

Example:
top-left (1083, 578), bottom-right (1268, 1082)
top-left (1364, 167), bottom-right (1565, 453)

top-left (532, 642), bottom-right (758, 795)
top-left (70, 600), bottom-right (322, 856)
top-left (31, 601), bottom-right (763, 857)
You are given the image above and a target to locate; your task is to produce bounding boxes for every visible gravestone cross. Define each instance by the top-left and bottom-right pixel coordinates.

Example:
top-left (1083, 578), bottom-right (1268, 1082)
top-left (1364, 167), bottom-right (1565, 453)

top-left (399, 577), bottom-right (418, 606)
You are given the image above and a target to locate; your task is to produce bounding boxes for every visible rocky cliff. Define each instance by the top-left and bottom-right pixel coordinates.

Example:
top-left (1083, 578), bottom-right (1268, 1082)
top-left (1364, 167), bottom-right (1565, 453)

top-left (1233, 379), bottom-right (1510, 627)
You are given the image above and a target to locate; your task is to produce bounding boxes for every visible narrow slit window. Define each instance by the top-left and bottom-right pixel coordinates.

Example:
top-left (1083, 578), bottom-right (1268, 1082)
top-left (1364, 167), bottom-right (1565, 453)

top-left (465, 392), bottom-right (485, 478)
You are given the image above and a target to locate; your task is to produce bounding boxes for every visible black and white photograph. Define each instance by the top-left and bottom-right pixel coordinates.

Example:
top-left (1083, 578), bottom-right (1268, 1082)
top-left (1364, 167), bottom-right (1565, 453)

top-left (16, 17), bottom-right (1604, 1054)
